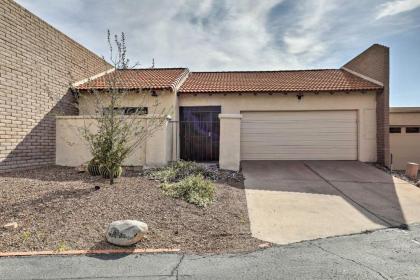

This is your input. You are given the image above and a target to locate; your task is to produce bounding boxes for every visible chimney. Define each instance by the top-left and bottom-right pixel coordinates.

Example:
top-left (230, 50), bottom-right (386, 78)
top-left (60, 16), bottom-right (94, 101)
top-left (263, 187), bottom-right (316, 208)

top-left (341, 44), bottom-right (390, 167)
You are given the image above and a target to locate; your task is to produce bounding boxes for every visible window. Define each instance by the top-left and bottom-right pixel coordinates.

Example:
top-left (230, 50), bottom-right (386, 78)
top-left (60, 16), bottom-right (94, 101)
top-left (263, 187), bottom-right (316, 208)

top-left (406, 127), bottom-right (420, 133)
top-left (389, 127), bottom-right (401, 133)
top-left (123, 107), bottom-right (148, 115)
top-left (103, 107), bottom-right (148, 116)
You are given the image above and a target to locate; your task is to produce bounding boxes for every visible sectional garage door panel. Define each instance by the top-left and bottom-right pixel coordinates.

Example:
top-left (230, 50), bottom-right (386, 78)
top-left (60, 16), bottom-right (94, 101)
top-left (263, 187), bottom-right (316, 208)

top-left (241, 111), bottom-right (358, 160)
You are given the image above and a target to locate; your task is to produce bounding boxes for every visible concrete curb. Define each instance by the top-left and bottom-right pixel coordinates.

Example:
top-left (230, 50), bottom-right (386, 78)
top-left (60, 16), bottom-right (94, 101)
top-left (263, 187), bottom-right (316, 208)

top-left (0, 248), bottom-right (181, 257)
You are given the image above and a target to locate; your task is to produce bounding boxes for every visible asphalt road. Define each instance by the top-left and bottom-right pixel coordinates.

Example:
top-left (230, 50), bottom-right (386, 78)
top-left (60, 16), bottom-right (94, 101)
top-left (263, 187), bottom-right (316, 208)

top-left (1, 224), bottom-right (420, 280)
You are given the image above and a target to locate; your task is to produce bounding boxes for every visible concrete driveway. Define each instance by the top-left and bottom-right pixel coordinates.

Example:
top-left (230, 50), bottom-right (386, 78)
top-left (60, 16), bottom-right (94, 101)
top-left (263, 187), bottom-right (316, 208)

top-left (242, 160), bottom-right (420, 244)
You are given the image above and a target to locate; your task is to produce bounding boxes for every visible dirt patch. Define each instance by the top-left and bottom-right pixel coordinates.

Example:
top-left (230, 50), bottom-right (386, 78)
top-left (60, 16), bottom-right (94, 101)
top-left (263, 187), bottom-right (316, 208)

top-left (0, 166), bottom-right (260, 254)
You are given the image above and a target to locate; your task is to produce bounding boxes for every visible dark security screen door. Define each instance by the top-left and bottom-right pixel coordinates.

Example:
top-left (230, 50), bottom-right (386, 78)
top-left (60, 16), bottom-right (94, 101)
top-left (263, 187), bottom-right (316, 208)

top-left (180, 106), bottom-right (221, 162)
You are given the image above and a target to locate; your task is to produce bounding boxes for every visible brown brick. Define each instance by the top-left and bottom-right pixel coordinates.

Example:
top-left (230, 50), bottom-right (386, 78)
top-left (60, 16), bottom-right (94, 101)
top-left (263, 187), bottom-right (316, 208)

top-left (0, 0), bottom-right (112, 172)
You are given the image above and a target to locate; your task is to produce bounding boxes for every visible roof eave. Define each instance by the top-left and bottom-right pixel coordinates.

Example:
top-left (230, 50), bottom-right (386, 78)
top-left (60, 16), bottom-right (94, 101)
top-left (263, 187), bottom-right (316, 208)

top-left (75, 86), bottom-right (174, 92)
top-left (178, 88), bottom-right (382, 95)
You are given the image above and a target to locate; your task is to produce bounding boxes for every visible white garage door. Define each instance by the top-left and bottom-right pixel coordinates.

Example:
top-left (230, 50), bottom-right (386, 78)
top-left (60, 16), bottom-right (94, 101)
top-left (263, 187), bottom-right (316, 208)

top-left (241, 111), bottom-right (358, 160)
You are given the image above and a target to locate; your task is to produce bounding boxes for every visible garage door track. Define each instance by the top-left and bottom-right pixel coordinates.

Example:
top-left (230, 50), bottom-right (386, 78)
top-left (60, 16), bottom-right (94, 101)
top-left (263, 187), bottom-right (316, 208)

top-left (242, 160), bottom-right (420, 244)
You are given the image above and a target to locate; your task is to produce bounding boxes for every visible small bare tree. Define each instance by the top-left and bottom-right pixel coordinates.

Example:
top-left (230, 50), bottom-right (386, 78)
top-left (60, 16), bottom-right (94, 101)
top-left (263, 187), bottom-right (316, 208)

top-left (72, 31), bottom-right (171, 184)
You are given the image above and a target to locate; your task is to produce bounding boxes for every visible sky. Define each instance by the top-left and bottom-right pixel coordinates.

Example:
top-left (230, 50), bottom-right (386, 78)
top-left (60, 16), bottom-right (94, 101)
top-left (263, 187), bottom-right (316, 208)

top-left (15, 0), bottom-right (420, 107)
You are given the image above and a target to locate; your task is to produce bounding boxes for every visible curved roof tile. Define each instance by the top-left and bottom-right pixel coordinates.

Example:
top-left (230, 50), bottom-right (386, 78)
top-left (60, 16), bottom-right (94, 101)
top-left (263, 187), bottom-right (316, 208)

top-left (75, 68), bottom-right (189, 91)
top-left (178, 69), bottom-right (382, 93)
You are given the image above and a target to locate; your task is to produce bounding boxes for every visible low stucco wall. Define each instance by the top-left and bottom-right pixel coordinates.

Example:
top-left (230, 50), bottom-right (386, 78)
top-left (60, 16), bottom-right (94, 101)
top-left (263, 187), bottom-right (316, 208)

top-left (179, 91), bottom-right (378, 169)
top-left (390, 110), bottom-right (420, 170)
top-left (56, 115), bottom-right (172, 167)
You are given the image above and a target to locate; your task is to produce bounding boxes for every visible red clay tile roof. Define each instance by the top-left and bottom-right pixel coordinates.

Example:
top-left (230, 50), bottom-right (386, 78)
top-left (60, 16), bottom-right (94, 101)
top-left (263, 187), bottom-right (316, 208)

top-left (75, 68), bottom-right (189, 91)
top-left (178, 69), bottom-right (382, 93)
top-left (76, 68), bottom-right (383, 94)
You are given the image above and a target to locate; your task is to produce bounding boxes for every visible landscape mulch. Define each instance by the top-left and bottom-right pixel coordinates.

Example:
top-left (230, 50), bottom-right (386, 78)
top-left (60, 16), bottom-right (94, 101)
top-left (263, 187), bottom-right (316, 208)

top-left (0, 166), bottom-right (261, 254)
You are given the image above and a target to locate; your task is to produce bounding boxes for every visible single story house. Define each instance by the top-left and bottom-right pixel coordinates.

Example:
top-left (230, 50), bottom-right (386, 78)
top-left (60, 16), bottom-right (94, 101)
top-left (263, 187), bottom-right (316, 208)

top-left (390, 107), bottom-right (420, 170)
top-left (56, 44), bottom-right (390, 171)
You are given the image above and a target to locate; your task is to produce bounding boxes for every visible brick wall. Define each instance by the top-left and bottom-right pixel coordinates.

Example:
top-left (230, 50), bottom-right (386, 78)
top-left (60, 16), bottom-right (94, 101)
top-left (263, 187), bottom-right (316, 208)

top-left (0, 0), bottom-right (112, 172)
top-left (343, 44), bottom-right (390, 167)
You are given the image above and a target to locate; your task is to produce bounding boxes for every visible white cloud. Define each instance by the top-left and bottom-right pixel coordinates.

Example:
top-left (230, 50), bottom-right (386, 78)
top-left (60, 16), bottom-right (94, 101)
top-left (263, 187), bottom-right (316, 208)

top-left (281, 0), bottom-right (337, 61)
top-left (14, 0), bottom-right (420, 71)
top-left (376, 0), bottom-right (420, 19)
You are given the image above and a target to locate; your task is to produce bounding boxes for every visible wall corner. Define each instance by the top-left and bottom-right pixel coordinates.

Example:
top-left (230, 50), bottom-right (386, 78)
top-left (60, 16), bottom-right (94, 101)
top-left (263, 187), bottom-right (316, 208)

top-left (343, 44), bottom-right (390, 167)
top-left (218, 114), bottom-right (242, 171)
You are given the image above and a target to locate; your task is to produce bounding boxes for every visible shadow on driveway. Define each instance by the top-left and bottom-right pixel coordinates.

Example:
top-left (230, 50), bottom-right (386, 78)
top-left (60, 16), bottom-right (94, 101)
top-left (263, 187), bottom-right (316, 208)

top-left (242, 160), bottom-right (420, 244)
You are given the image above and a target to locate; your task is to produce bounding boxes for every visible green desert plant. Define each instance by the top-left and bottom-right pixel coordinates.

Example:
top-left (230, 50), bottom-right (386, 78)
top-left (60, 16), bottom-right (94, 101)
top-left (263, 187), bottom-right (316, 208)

top-left (145, 160), bottom-right (208, 183)
top-left (87, 158), bottom-right (101, 176)
top-left (99, 164), bottom-right (123, 179)
top-left (76, 31), bottom-right (169, 184)
top-left (21, 231), bottom-right (31, 242)
top-left (161, 174), bottom-right (215, 207)
top-left (56, 241), bottom-right (70, 252)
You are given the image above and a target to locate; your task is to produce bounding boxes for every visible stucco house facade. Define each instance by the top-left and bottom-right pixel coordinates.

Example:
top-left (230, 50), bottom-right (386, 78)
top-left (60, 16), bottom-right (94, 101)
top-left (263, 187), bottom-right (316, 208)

top-left (390, 107), bottom-right (420, 170)
top-left (57, 44), bottom-right (390, 171)
top-left (1, 1), bottom-right (392, 173)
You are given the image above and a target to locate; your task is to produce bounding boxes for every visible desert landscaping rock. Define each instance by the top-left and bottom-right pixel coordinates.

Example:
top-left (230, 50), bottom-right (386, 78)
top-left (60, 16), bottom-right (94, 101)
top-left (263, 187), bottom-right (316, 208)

top-left (76, 165), bottom-right (86, 173)
top-left (106, 220), bottom-right (148, 246)
top-left (3, 222), bottom-right (18, 230)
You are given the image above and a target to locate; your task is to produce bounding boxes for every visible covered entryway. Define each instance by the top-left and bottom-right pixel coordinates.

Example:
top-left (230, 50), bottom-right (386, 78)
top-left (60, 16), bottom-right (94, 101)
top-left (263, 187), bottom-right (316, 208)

top-left (241, 111), bottom-right (358, 160)
top-left (180, 106), bottom-right (221, 162)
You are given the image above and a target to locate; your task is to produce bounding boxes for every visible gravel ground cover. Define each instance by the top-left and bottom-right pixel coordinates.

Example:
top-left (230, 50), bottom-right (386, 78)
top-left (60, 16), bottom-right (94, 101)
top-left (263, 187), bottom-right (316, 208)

top-left (373, 163), bottom-right (420, 187)
top-left (0, 166), bottom-right (260, 253)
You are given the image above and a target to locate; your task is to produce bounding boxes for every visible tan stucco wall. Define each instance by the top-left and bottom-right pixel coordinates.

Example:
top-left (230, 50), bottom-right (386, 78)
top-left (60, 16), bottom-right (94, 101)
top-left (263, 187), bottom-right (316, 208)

top-left (72, 91), bottom-right (378, 170)
top-left (219, 114), bottom-right (242, 171)
top-left (56, 116), bottom-right (171, 167)
top-left (77, 89), bottom-right (178, 163)
top-left (78, 90), bottom-right (176, 117)
top-left (390, 111), bottom-right (420, 170)
top-left (390, 112), bottom-right (420, 126)
top-left (179, 92), bottom-right (378, 168)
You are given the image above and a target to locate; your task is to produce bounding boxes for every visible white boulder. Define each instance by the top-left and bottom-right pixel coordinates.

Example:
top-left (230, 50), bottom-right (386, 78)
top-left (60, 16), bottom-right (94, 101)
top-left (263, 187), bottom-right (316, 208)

top-left (106, 220), bottom-right (148, 246)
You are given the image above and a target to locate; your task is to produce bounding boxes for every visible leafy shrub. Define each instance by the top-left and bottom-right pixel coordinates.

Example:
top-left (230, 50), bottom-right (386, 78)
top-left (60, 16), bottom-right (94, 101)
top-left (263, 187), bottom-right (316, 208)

top-left (161, 174), bottom-right (215, 207)
top-left (145, 160), bottom-right (209, 183)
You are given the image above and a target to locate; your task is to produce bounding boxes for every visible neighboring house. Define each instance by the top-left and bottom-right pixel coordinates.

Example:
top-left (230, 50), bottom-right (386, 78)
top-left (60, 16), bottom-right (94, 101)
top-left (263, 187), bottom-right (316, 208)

top-left (57, 44), bottom-right (390, 171)
top-left (0, 0), bottom-right (112, 173)
top-left (390, 107), bottom-right (420, 170)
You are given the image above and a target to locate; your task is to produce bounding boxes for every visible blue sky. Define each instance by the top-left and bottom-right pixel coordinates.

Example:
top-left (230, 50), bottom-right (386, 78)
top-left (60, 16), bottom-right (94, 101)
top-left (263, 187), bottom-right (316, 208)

top-left (16, 0), bottom-right (420, 106)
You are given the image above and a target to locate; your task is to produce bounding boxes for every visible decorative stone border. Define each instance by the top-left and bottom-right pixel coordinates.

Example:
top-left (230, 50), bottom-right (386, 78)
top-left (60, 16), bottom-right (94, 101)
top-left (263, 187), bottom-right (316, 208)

top-left (0, 248), bottom-right (180, 257)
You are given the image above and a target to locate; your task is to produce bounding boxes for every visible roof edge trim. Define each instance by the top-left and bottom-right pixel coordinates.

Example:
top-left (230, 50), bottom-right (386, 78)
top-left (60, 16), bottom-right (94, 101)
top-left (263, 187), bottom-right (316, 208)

top-left (178, 88), bottom-right (380, 94)
top-left (341, 67), bottom-right (383, 87)
top-left (72, 68), bottom-right (116, 87)
top-left (171, 68), bottom-right (190, 91)
top-left (390, 107), bottom-right (420, 113)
